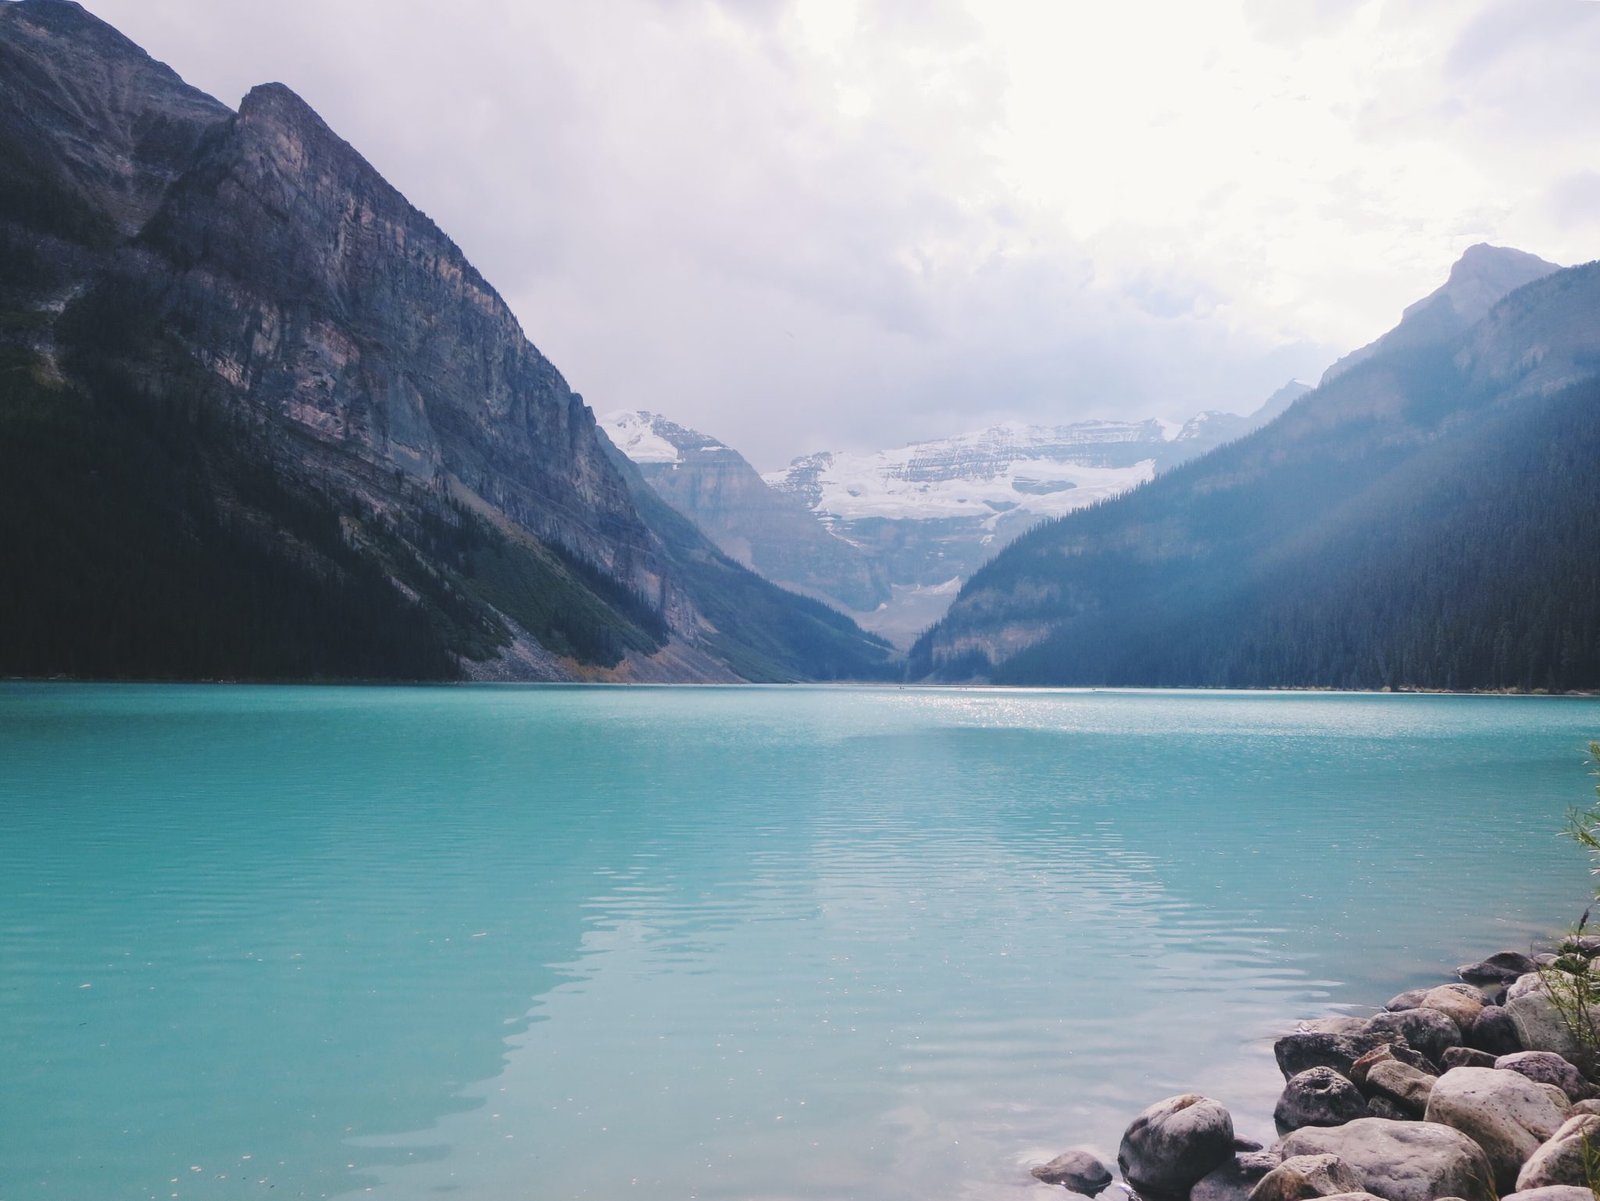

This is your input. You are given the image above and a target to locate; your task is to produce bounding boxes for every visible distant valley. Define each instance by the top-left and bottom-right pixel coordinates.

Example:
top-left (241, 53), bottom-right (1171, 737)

top-left (604, 381), bottom-right (1309, 645)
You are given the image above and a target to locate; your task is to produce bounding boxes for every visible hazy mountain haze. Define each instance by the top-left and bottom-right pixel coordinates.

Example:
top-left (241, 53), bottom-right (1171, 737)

top-left (68, 0), bottom-right (1600, 467)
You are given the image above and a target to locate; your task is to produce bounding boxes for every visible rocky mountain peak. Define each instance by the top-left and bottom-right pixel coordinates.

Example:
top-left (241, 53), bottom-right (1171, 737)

top-left (1422, 242), bottom-right (1560, 325)
top-left (1322, 244), bottom-right (1561, 385)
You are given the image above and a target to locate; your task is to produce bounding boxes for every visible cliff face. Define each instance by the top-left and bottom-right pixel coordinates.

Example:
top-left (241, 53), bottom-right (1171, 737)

top-left (117, 81), bottom-right (658, 583)
top-left (0, 0), bottom-right (895, 682)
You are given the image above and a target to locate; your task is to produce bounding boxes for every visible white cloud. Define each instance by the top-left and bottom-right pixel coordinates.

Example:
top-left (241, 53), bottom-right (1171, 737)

top-left (84, 0), bottom-right (1599, 467)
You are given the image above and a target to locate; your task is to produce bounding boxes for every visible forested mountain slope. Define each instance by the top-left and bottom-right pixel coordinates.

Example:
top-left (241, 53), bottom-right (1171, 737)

top-left (909, 253), bottom-right (1600, 691)
top-left (0, 0), bottom-right (894, 682)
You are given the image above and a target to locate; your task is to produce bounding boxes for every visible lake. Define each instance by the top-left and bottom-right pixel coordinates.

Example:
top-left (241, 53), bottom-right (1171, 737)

top-left (2, 684), bottom-right (1597, 1200)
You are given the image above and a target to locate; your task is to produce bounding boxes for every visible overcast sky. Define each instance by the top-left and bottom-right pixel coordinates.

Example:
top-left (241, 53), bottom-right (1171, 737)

top-left (86, 0), bottom-right (1600, 468)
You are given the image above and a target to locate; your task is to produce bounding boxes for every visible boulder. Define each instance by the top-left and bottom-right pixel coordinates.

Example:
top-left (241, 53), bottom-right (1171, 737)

top-left (1384, 989), bottom-right (1428, 1012)
top-left (1277, 1030), bottom-right (1402, 1081)
top-left (1249, 1154), bottom-right (1365, 1201)
top-left (1349, 1045), bottom-right (1434, 1090)
top-left (1442, 1047), bottom-right (1500, 1071)
top-left (1118, 1094), bottom-right (1236, 1198)
top-left (1193, 1151), bottom-right (1282, 1201)
top-left (1505, 972), bottom-right (1600, 1063)
top-left (1365, 1008), bottom-right (1462, 1066)
top-left (1275, 1068), bottom-right (1372, 1133)
top-left (1497, 1052), bottom-right (1595, 1102)
top-left (1502, 1188), bottom-right (1595, 1201)
top-left (1572, 1098), bottom-right (1600, 1116)
top-left (1515, 1113), bottom-right (1600, 1190)
top-left (1460, 952), bottom-right (1540, 986)
top-left (1423, 1067), bottom-right (1571, 1192)
top-left (1032, 1149), bottom-right (1114, 1193)
top-left (1363, 1059), bottom-right (1437, 1117)
top-left (1314, 1196), bottom-right (1387, 1201)
top-left (1421, 985), bottom-right (1488, 1031)
top-left (1279, 1117), bottom-right (1495, 1201)
top-left (1299, 1017), bottom-right (1378, 1036)
top-left (1468, 1007), bottom-right (1525, 1057)
top-left (1365, 1097), bottom-right (1411, 1121)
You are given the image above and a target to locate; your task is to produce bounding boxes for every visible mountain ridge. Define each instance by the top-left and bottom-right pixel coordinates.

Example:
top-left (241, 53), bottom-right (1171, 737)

top-left (908, 248), bottom-right (1600, 691)
top-left (0, 0), bottom-right (895, 683)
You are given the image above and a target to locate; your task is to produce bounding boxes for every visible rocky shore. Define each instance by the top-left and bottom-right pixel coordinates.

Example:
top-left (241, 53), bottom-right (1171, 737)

top-left (1033, 942), bottom-right (1600, 1201)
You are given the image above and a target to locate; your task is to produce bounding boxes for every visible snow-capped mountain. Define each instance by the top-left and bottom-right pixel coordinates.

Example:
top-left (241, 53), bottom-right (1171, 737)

top-left (603, 384), bottom-right (1311, 648)
top-left (599, 411), bottom-right (889, 612)
top-left (757, 388), bottom-right (1307, 643)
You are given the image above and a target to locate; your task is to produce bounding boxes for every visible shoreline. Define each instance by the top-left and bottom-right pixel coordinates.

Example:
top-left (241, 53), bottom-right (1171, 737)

top-left (1037, 937), bottom-right (1600, 1201)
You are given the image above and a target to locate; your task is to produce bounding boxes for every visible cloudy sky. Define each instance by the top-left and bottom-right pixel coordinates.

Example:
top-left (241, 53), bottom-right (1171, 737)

top-left (88, 0), bottom-right (1600, 467)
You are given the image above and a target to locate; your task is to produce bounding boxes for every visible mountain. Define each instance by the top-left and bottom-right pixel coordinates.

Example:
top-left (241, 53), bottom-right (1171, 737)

top-left (760, 391), bottom-right (1307, 645)
top-left (908, 246), bottom-right (1600, 692)
top-left (599, 411), bottom-right (889, 611)
top-left (1320, 244), bottom-right (1559, 384)
top-left (0, 0), bottom-right (895, 683)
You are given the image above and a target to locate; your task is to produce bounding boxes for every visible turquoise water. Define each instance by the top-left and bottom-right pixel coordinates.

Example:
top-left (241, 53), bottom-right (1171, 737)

top-left (2, 685), bottom-right (1597, 1201)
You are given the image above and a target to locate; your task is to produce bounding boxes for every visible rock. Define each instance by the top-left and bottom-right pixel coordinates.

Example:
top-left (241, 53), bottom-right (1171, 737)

top-left (1498, 1052), bottom-right (1595, 1101)
top-left (1469, 1006), bottom-right (1526, 1056)
top-left (1505, 972), bottom-right (1600, 1063)
top-left (1249, 1154), bottom-right (1365, 1201)
top-left (1363, 1059), bottom-right (1438, 1116)
top-left (1365, 1008), bottom-right (1462, 1065)
top-left (1442, 1047), bottom-right (1501, 1071)
top-left (1235, 1138), bottom-right (1267, 1152)
top-left (1424, 1066), bottom-right (1571, 1192)
top-left (1276, 1068), bottom-right (1372, 1133)
top-left (1572, 1098), bottom-right (1600, 1116)
top-left (1384, 989), bottom-right (1428, 1012)
top-left (1349, 1044), bottom-right (1435, 1090)
top-left (1277, 1030), bottom-right (1401, 1081)
top-left (1118, 1094), bottom-right (1236, 1198)
top-left (1460, 952), bottom-right (1540, 986)
top-left (1298, 1017), bottom-right (1379, 1036)
top-left (1515, 1113), bottom-right (1600, 1190)
top-left (1193, 1152), bottom-right (1283, 1201)
top-left (1560, 936), bottom-right (1600, 957)
top-left (1280, 1117), bottom-right (1496, 1201)
top-left (1315, 1195), bottom-right (1387, 1201)
top-left (1502, 1187), bottom-right (1596, 1201)
top-left (1032, 1149), bottom-right (1114, 1193)
top-left (1421, 985), bottom-right (1488, 1031)
top-left (1365, 1096), bottom-right (1411, 1121)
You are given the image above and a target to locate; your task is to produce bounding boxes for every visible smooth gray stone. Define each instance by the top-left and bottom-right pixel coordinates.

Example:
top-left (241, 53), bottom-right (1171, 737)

top-left (1365, 1008), bottom-right (1462, 1066)
top-left (1503, 1187), bottom-right (1596, 1201)
top-left (1441, 1046), bottom-right (1499, 1071)
top-left (1383, 989), bottom-right (1428, 1012)
top-left (1497, 1051), bottom-right (1595, 1102)
top-left (1424, 1066), bottom-right (1571, 1193)
top-left (1516, 1114), bottom-right (1600, 1190)
top-left (1276, 1030), bottom-right (1399, 1081)
top-left (1460, 952), bottom-right (1540, 986)
top-left (1275, 1068), bottom-right (1371, 1133)
top-left (1032, 1149), bottom-right (1115, 1193)
top-left (1279, 1117), bottom-right (1496, 1201)
top-left (1118, 1095), bottom-right (1236, 1199)
top-left (1192, 1151), bottom-right (1283, 1201)
top-left (1249, 1154), bottom-right (1364, 1201)
top-left (1469, 1005), bottom-right (1526, 1056)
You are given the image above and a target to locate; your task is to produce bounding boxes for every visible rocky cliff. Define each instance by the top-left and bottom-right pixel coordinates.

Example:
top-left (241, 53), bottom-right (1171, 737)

top-left (0, 0), bottom-right (895, 682)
